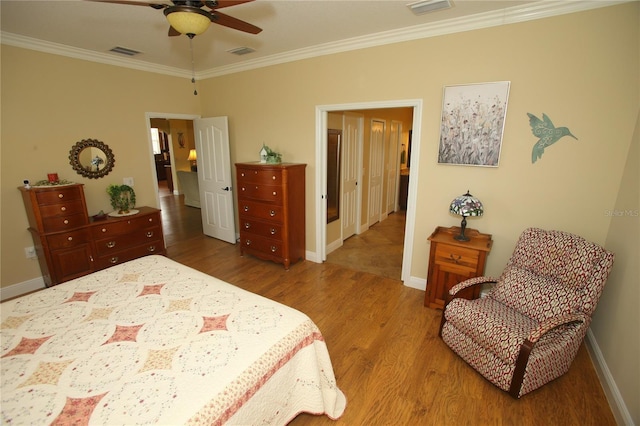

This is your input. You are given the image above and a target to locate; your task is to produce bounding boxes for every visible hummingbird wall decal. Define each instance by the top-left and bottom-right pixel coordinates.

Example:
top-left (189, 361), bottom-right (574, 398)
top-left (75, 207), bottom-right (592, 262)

top-left (528, 113), bottom-right (577, 163)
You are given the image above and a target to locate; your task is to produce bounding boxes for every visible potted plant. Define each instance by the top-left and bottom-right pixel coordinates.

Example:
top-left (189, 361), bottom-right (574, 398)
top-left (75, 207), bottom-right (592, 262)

top-left (107, 184), bottom-right (136, 214)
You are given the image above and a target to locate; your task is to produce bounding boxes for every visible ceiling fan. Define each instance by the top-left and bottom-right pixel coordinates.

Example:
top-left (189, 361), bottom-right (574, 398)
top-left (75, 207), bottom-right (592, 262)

top-left (90, 0), bottom-right (262, 38)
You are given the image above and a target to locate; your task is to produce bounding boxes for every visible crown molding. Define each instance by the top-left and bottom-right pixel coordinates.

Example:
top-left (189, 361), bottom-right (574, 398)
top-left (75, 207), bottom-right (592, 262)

top-left (2, 1), bottom-right (628, 80)
top-left (0, 31), bottom-right (192, 78)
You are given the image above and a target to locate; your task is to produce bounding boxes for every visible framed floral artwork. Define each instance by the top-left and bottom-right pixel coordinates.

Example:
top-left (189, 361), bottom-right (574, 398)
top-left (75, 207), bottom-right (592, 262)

top-left (438, 81), bottom-right (510, 167)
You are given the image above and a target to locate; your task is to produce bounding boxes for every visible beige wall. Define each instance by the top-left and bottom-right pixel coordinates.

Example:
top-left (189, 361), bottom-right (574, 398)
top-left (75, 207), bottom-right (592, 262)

top-left (1, 48), bottom-right (201, 285)
top-left (1, 3), bottom-right (638, 422)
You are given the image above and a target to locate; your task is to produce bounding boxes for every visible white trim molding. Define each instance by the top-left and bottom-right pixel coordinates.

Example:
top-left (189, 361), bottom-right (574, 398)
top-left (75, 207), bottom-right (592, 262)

top-left (1, 2), bottom-right (629, 79)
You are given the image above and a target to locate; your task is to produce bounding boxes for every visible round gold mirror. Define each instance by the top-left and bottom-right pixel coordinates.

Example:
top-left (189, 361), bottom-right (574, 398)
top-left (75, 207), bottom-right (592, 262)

top-left (69, 139), bottom-right (115, 179)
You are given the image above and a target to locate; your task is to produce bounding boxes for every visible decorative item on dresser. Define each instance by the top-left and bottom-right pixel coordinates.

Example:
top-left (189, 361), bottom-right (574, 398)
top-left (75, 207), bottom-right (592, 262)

top-left (236, 162), bottom-right (306, 269)
top-left (18, 183), bottom-right (165, 287)
top-left (424, 226), bottom-right (492, 309)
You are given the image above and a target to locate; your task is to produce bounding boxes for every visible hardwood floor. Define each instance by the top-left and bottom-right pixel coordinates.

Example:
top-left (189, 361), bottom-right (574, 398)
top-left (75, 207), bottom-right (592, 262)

top-left (159, 194), bottom-right (615, 426)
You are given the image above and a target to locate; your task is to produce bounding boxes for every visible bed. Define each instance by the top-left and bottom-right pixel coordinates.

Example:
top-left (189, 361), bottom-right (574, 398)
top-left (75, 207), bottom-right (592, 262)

top-left (1, 255), bottom-right (346, 425)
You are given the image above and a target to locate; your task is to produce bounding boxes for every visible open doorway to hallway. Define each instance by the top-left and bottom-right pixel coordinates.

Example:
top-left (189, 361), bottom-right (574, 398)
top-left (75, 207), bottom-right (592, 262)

top-left (318, 101), bottom-right (421, 283)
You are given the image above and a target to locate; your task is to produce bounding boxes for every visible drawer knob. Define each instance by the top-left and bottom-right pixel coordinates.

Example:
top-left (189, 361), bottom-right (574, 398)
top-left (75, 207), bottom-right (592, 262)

top-left (67, 236), bottom-right (73, 241)
top-left (272, 191), bottom-right (277, 196)
top-left (63, 219), bottom-right (69, 225)
top-left (241, 172), bottom-right (245, 177)
top-left (61, 206), bottom-right (66, 212)
top-left (449, 254), bottom-right (462, 264)
top-left (110, 256), bottom-right (119, 264)
top-left (146, 231), bottom-right (154, 237)
top-left (270, 246), bottom-right (277, 253)
top-left (244, 223), bottom-right (251, 229)
top-left (270, 228), bottom-right (276, 235)
top-left (270, 210), bottom-right (276, 217)
top-left (241, 187), bottom-right (246, 192)
top-left (245, 239), bottom-right (251, 246)
top-left (148, 218), bottom-right (153, 222)
top-left (272, 176), bottom-right (276, 180)
top-left (243, 206), bottom-right (249, 212)
top-left (148, 245), bottom-right (156, 252)
top-left (107, 241), bottom-right (116, 248)
top-left (101, 228), bottom-right (107, 233)
top-left (58, 194), bottom-right (64, 199)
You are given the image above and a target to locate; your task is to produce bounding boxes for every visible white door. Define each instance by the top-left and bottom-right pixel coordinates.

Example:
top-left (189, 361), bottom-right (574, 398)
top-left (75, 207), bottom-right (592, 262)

top-left (342, 113), bottom-right (361, 239)
top-left (194, 116), bottom-right (236, 244)
top-left (386, 120), bottom-right (401, 214)
top-left (368, 119), bottom-right (385, 227)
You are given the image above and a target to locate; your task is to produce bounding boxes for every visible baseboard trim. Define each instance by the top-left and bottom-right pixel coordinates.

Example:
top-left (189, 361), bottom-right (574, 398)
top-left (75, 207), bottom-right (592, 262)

top-left (404, 275), bottom-right (427, 291)
top-left (585, 330), bottom-right (633, 425)
top-left (1, 276), bottom-right (46, 301)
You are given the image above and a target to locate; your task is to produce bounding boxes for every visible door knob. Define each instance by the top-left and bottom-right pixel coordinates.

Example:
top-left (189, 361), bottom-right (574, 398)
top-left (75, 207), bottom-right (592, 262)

top-left (222, 187), bottom-right (231, 191)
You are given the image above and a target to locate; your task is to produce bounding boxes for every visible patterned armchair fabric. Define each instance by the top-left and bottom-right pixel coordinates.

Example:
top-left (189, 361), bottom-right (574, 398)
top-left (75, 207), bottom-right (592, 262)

top-left (439, 228), bottom-right (614, 398)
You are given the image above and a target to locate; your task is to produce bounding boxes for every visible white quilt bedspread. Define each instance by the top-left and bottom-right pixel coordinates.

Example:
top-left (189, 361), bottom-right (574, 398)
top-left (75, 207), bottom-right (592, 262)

top-left (1, 255), bottom-right (346, 425)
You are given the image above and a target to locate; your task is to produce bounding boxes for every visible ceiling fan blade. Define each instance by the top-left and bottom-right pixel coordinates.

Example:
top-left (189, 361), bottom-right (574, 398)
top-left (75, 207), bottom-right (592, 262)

top-left (87, 0), bottom-right (167, 10)
top-left (211, 10), bottom-right (262, 34)
top-left (208, 1), bottom-right (255, 10)
top-left (168, 26), bottom-right (181, 37)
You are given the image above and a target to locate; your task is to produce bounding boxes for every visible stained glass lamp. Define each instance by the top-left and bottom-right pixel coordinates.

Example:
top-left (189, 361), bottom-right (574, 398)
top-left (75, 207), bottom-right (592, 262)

top-left (449, 190), bottom-right (483, 241)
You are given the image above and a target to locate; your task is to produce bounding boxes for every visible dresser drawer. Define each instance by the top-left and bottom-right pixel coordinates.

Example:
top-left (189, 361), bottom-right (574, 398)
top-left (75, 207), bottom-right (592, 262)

top-left (42, 213), bottom-right (88, 233)
top-left (238, 200), bottom-right (284, 223)
top-left (239, 219), bottom-right (283, 241)
top-left (39, 199), bottom-right (86, 218)
top-left (94, 228), bottom-right (162, 256)
top-left (238, 183), bottom-right (283, 203)
top-left (35, 186), bottom-right (84, 205)
top-left (434, 244), bottom-right (479, 274)
top-left (47, 229), bottom-right (91, 250)
top-left (237, 167), bottom-right (283, 185)
top-left (240, 234), bottom-right (283, 258)
top-left (94, 243), bottom-right (163, 269)
top-left (91, 213), bottom-right (161, 238)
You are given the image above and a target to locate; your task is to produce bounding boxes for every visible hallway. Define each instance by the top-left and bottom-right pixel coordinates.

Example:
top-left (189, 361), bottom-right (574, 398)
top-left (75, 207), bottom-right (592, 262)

top-left (325, 211), bottom-right (405, 280)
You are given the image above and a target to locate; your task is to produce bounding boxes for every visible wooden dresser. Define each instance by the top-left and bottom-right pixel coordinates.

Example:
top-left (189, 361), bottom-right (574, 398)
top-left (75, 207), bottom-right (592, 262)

top-left (424, 226), bottom-right (492, 309)
top-left (19, 184), bottom-right (165, 287)
top-left (236, 162), bottom-right (306, 269)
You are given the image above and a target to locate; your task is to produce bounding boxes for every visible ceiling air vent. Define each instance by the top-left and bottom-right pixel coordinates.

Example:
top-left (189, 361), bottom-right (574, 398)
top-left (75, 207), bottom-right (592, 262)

top-left (109, 46), bottom-right (141, 57)
top-left (227, 47), bottom-right (255, 56)
top-left (407, 0), bottom-right (452, 15)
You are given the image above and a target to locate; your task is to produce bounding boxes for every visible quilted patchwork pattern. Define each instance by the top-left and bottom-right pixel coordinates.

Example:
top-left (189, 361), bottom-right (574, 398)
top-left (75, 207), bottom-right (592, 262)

top-left (440, 227), bottom-right (614, 398)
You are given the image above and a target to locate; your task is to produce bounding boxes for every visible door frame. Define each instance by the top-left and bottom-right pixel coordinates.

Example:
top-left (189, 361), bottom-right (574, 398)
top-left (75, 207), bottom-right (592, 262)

top-left (315, 99), bottom-right (423, 284)
top-left (145, 112), bottom-right (201, 209)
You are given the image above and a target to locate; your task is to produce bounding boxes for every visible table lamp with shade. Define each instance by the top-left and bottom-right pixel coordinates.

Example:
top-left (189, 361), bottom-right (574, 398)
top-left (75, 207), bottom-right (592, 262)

top-left (449, 190), bottom-right (483, 241)
top-left (188, 149), bottom-right (197, 172)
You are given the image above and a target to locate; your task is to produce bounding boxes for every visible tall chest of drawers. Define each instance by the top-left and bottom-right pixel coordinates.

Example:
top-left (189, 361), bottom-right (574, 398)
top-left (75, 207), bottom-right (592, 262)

top-left (19, 184), bottom-right (165, 287)
top-left (236, 162), bottom-right (306, 269)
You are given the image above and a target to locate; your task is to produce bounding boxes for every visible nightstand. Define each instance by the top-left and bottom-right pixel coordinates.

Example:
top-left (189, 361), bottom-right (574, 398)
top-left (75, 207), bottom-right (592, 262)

top-left (424, 226), bottom-right (492, 309)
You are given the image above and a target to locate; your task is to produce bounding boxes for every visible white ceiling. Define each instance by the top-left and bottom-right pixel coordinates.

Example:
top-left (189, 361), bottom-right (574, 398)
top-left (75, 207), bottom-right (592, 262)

top-left (1, 1), bottom-right (624, 78)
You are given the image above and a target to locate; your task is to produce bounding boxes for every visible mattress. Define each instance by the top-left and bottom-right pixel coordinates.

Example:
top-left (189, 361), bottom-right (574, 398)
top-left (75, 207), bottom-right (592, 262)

top-left (1, 255), bottom-right (346, 425)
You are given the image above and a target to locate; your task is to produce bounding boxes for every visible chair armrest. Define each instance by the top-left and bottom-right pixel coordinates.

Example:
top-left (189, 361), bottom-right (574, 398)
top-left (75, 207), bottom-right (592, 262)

top-left (449, 276), bottom-right (499, 297)
top-left (527, 313), bottom-right (589, 343)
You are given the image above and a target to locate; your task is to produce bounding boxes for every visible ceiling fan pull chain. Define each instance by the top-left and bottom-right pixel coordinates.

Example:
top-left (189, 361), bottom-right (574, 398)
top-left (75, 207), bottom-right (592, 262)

top-left (189, 36), bottom-right (198, 96)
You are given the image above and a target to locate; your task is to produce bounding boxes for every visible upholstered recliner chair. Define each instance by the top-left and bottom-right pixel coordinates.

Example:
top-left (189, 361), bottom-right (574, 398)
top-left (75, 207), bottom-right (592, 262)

top-left (439, 227), bottom-right (614, 398)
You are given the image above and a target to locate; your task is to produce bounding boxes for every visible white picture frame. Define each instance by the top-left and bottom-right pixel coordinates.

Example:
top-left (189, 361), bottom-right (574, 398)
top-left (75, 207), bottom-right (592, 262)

top-left (438, 81), bottom-right (510, 167)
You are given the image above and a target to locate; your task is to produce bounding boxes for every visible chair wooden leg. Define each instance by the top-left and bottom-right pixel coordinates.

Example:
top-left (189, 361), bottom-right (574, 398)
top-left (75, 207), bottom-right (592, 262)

top-left (509, 339), bottom-right (534, 398)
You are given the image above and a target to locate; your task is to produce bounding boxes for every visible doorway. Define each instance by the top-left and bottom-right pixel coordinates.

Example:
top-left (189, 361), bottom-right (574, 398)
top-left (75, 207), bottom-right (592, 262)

top-left (315, 99), bottom-right (423, 285)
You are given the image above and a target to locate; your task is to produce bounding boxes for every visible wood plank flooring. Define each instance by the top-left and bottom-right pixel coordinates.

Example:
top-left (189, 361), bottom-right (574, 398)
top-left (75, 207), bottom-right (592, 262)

top-left (160, 192), bottom-right (615, 426)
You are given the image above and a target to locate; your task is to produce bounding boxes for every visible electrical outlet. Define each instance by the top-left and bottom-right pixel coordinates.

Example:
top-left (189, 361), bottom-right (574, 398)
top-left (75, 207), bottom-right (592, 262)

top-left (123, 177), bottom-right (134, 187)
top-left (24, 246), bottom-right (36, 259)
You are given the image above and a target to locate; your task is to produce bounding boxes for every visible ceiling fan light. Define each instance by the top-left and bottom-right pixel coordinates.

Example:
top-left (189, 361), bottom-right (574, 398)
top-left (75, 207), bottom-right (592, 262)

top-left (164, 7), bottom-right (211, 36)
